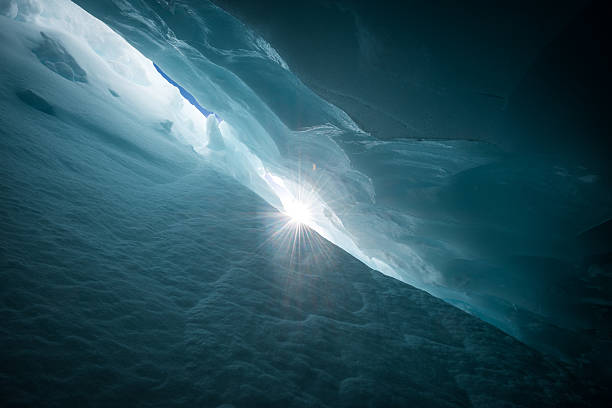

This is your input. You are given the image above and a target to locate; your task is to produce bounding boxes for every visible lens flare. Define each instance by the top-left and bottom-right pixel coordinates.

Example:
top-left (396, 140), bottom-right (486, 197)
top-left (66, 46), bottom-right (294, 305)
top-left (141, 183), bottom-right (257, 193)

top-left (284, 199), bottom-right (312, 225)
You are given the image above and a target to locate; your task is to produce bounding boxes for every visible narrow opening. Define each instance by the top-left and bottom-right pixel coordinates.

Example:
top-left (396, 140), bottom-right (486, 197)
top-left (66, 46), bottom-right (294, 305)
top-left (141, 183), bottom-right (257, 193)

top-left (153, 62), bottom-right (220, 121)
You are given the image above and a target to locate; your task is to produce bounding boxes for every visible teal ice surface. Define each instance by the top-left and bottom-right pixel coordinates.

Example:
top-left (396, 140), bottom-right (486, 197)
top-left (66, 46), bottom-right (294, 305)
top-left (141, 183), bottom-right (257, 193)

top-left (0, 1), bottom-right (610, 405)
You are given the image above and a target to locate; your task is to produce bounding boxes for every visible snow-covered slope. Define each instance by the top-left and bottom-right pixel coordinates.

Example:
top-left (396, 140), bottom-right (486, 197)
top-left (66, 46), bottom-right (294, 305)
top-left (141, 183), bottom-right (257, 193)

top-left (64, 0), bottom-right (612, 365)
top-left (0, 0), bottom-right (610, 403)
top-left (0, 18), bottom-right (596, 402)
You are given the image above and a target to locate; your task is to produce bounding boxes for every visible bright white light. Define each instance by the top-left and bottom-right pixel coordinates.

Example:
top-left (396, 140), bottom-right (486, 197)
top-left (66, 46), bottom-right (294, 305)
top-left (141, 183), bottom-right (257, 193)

top-left (284, 199), bottom-right (312, 225)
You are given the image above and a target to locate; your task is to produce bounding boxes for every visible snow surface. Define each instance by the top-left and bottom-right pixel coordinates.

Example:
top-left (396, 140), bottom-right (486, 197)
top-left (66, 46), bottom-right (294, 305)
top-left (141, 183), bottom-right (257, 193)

top-left (0, 12), bottom-right (596, 403)
top-left (60, 0), bottom-right (612, 365)
top-left (0, 0), bottom-right (610, 402)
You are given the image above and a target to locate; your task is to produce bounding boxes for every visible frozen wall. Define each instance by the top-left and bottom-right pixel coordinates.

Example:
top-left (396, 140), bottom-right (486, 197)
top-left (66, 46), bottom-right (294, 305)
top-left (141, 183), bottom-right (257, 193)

top-left (2, 0), bottom-right (611, 373)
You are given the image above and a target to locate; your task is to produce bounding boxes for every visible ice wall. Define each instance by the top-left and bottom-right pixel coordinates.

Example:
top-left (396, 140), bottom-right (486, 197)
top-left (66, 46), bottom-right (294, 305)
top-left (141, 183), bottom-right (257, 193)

top-left (3, 0), bottom-right (611, 365)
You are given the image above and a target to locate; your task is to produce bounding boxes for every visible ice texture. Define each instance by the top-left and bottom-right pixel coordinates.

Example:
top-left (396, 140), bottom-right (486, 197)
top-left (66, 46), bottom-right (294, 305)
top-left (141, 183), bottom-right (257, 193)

top-left (0, 17), bottom-right (597, 403)
top-left (33, 31), bottom-right (88, 83)
top-left (0, 0), bottom-right (610, 398)
top-left (66, 0), bottom-right (612, 365)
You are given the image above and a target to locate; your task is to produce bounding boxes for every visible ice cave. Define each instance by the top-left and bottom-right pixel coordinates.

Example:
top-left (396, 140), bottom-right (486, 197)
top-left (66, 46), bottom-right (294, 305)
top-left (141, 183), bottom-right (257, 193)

top-left (1, 0), bottom-right (611, 406)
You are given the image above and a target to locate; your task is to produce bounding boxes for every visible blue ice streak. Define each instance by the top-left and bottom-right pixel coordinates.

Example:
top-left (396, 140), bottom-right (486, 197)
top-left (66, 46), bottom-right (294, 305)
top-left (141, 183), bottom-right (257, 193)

top-left (153, 62), bottom-right (220, 120)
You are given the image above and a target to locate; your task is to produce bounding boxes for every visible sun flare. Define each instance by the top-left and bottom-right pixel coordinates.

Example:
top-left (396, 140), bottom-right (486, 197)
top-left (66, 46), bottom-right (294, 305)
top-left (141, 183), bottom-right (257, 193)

top-left (284, 199), bottom-right (312, 225)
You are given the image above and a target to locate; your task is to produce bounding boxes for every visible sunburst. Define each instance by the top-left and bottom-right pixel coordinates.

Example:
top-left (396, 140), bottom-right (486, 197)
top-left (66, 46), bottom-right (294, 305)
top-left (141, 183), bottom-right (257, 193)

top-left (283, 198), bottom-right (312, 226)
top-left (253, 172), bottom-right (338, 268)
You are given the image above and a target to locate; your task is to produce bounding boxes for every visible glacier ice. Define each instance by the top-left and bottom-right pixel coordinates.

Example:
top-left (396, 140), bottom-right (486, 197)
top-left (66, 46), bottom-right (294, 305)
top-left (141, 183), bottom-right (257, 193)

top-left (15, 88), bottom-right (55, 115)
top-left (69, 0), bottom-right (612, 362)
top-left (1, 0), bottom-right (612, 404)
top-left (34, 31), bottom-right (88, 83)
top-left (1, 0), bottom-right (611, 392)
